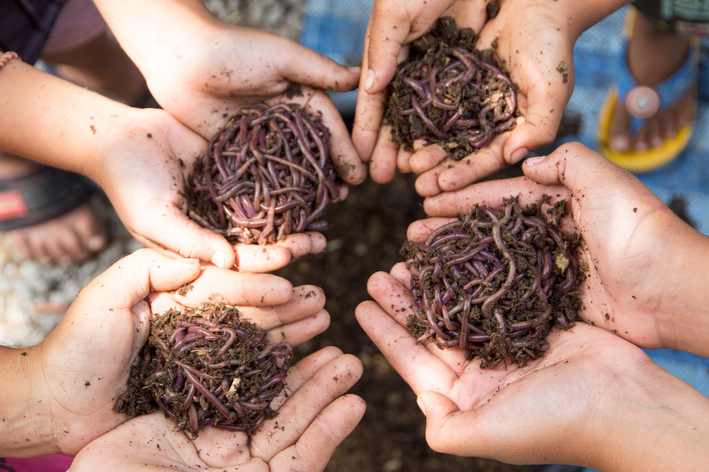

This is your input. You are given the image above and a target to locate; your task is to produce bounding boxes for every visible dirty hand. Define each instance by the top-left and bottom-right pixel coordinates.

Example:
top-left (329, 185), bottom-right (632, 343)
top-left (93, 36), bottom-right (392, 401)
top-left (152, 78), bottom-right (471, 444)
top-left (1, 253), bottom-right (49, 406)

top-left (70, 348), bottom-right (365, 472)
top-left (356, 267), bottom-right (709, 469)
top-left (352, 0), bottom-right (491, 183)
top-left (92, 0), bottom-right (366, 186)
top-left (422, 142), bottom-right (709, 356)
top-left (95, 107), bottom-right (331, 271)
top-left (5, 248), bottom-right (331, 457)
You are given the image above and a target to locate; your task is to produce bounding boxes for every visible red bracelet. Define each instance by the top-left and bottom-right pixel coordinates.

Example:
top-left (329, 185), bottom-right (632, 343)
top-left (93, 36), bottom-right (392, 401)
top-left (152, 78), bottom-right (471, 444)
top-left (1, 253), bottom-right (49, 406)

top-left (0, 51), bottom-right (20, 69)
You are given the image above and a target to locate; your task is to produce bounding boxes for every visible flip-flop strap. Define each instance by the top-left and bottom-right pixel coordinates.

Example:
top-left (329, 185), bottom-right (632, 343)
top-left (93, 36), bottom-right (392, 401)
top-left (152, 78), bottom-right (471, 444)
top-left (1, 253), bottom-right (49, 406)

top-left (616, 39), bottom-right (699, 134)
top-left (0, 165), bottom-right (94, 231)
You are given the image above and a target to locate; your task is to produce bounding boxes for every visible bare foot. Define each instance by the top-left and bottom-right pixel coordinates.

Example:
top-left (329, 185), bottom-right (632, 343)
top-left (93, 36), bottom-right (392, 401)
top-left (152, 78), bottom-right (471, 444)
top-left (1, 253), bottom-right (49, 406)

top-left (609, 13), bottom-right (693, 153)
top-left (0, 154), bottom-right (107, 264)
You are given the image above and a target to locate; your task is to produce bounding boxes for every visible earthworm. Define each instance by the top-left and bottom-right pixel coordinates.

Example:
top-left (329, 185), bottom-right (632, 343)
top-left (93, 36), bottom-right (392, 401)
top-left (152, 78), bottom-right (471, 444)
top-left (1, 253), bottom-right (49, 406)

top-left (188, 103), bottom-right (339, 245)
top-left (403, 198), bottom-right (582, 368)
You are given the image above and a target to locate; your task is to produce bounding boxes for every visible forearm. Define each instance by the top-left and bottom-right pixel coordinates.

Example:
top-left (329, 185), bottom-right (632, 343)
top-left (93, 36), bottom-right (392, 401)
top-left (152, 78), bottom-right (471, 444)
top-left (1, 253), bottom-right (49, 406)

top-left (0, 345), bottom-right (57, 457)
top-left (585, 360), bottom-right (709, 472)
top-left (91, 0), bottom-right (222, 80)
top-left (0, 58), bottom-right (137, 181)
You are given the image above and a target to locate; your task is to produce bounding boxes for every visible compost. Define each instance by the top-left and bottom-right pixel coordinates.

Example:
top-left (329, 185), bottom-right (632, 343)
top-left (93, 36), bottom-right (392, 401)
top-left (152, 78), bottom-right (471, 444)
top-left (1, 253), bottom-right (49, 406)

top-left (114, 302), bottom-right (292, 437)
top-left (187, 102), bottom-right (339, 244)
top-left (385, 17), bottom-right (517, 160)
top-left (402, 197), bottom-right (582, 368)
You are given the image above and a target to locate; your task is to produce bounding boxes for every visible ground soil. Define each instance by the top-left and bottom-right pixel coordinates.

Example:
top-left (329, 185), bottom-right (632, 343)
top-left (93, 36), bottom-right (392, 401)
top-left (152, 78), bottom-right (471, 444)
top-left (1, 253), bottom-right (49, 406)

top-left (275, 171), bottom-right (528, 472)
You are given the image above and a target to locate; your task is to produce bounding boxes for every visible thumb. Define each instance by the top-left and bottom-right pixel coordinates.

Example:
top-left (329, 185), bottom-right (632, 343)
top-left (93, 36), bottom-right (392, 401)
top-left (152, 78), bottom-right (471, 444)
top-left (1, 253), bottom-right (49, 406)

top-left (277, 41), bottom-right (360, 92)
top-left (132, 206), bottom-right (236, 269)
top-left (418, 391), bottom-right (487, 457)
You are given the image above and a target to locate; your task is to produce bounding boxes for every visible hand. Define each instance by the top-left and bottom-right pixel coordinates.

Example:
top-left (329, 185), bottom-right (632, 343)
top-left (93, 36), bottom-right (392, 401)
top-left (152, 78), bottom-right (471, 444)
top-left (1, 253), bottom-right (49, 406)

top-left (142, 23), bottom-right (367, 186)
top-left (95, 107), bottom-right (329, 271)
top-left (355, 267), bottom-right (709, 469)
top-left (21, 248), bottom-right (331, 455)
top-left (422, 142), bottom-right (709, 356)
top-left (70, 348), bottom-right (365, 472)
top-left (353, 0), bottom-right (576, 195)
top-left (353, 0), bottom-right (490, 183)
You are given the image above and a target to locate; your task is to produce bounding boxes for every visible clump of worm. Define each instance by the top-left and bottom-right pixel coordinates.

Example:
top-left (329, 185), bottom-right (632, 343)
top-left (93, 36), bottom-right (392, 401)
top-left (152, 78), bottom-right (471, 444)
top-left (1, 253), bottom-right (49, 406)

top-left (114, 303), bottom-right (292, 437)
top-left (385, 17), bottom-right (517, 160)
top-left (187, 102), bottom-right (339, 245)
top-left (402, 198), bottom-right (582, 368)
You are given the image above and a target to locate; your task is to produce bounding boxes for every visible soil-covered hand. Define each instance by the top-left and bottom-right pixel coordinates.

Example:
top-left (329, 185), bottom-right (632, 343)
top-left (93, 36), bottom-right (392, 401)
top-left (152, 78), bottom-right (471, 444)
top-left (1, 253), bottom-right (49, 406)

top-left (95, 107), bottom-right (329, 271)
top-left (9, 248), bottom-right (332, 457)
top-left (422, 142), bottom-right (709, 356)
top-left (356, 268), bottom-right (709, 469)
top-left (70, 348), bottom-right (364, 472)
top-left (354, 0), bottom-right (578, 195)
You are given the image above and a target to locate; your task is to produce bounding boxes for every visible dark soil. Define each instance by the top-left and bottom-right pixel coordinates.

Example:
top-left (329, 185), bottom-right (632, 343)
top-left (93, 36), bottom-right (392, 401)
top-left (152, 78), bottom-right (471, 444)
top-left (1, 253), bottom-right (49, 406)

top-left (115, 303), bottom-right (292, 438)
top-left (402, 198), bottom-right (583, 369)
top-left (384, 17), bottom-right (517, 160)
top-left (186, 102), bottom-right (339, 245)
top-left (275, 172), bottom-right (528, 472)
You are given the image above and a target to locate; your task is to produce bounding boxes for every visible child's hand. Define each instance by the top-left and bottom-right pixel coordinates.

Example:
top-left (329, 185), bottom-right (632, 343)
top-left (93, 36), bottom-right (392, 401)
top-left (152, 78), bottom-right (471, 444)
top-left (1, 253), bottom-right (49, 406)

top-left (422, 142), bottom-right (709, 356)
top-left (70, 348), bottom-right (364, 472)
top-left (24, 248), bottom-right (330, 455)
top-left (356, 267), bottom-right (709, 469)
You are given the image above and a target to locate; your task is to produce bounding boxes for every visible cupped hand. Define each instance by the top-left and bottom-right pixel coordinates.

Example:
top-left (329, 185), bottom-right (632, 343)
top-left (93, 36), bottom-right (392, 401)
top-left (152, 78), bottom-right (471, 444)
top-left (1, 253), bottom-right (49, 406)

top-left (33, 248), bottom-right (332, 455)
top-left (144, 25), bottom-right (366, 186)
top-left (95, 107), bottom-right (329, 271)
top-left (70, 348), bottom-right (364, 472)
top-left (355, 267), bottom-right (709, 469)
top-left (422, 142), bottom-right (709, 355)
top-left (353, 0), bottom-right (576, 195)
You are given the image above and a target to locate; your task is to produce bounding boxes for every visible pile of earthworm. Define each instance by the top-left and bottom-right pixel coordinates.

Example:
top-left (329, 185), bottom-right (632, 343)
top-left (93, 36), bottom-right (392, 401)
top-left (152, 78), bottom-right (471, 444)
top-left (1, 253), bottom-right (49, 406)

top-left (187, 102), bottom-right (339, 244)
top-left (114, 303), bottom-right (292, 437)
top-left (385, 17), bottom-right (517, 160)
top-left (402, 198), bottom-right (582, 368)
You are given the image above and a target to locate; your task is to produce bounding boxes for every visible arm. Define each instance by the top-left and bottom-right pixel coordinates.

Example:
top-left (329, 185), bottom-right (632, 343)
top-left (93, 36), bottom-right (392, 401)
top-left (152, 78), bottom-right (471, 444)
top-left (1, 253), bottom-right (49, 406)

top-left (356, 260), bottom-right (709, 470)
top-left (353, 0), bottom-right (633, 189)
top-left (423, 142), bottom-right (709, 355)
top-left (90, 0), bottom-right (366, 185)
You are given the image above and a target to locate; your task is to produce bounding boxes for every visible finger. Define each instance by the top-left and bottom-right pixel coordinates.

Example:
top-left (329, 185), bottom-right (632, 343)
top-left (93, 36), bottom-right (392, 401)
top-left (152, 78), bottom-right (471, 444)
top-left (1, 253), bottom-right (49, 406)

top-left (270, 346), bottom-right (345, 410)
top-left (276, 41), bottom-right (360, 93)
top-left (408, 144), bottom-right (449, 174)
top-left (434, 132), bottom-right (510, 191)
top-left (368, 124), bottom-right (399, 183)
top-left (238, 285), bottom-right (326, 331)
top-left (353, 22), bottom-right (387, 163)
top-left (405, 218), bottom-right (457, 242)
top-left (233, 232), bottom-right (325, 273)
top-left (266, 309), bottom-right (330, 347)
top-left (269, 394), bottom-right (366, 472)
top-left (355, 299), bottom-right (457, 396)
top-left (422, 175), bottom-right (565, 217)
top-left (251, 354), bottom-right (363, 461)
top-left (397, 145), bottom-right (415, 173)
top-left (134, 206), bottom-right (236, 269)
top-left (174, 267), bottom-right (292, 306)
top-left (301, 91), bottom-right (366, 184)
top-left (417, 390), bottom-right (475, 455)
top-left (78, 248), bottom-right (201, 309)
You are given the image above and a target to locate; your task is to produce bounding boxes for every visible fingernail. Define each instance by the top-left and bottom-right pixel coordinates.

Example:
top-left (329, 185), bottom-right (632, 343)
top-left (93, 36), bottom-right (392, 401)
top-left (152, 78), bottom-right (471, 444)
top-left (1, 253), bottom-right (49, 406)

top-left (87, 235), bottom-right (107, 252)
top-left (510, 147), bottom-right (529, 163)
top-left (211, 251), bottom-right (228, 269)
top-left (524, 155), bottom-right (546, 166)
top-left (364, 69), bottom-right (376, 92)
top-left (416, 396), bottom-right (427, 417)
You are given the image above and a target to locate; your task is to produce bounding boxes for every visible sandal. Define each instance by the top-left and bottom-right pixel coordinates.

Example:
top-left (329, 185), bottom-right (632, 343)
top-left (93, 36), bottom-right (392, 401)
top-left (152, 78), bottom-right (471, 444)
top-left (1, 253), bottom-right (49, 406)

top-left (597, 9), bottom-right (699, 173)
top-left (0, 165), bottom-right (95, 231)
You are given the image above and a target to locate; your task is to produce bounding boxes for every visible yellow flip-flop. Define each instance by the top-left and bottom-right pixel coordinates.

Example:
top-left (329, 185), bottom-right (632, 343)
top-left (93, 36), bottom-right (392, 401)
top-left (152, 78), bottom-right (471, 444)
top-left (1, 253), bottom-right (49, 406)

top-left (598, 9), bottom-right (699, 173)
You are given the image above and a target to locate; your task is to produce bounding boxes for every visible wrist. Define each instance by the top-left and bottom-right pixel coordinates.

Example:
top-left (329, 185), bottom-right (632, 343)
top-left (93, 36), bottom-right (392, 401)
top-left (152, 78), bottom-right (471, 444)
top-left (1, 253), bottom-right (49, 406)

top-left (0, 344), bottom-right (59, 457)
